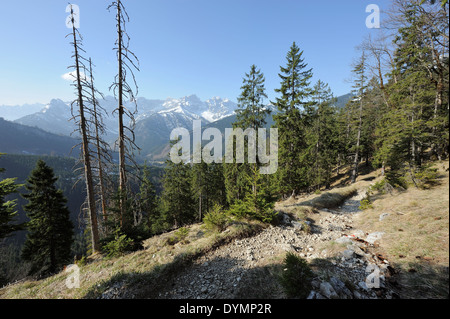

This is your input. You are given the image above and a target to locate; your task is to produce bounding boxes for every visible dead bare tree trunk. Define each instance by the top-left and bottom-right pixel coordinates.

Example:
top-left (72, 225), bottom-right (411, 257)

top-left (67, 6), bottom-right (100, 253)
top-left (117, 2), bottom-right (126, 226)
top-left (108, 0), bottom-right (140, 230)
top-left (87, 58), bottom-right (111, 226)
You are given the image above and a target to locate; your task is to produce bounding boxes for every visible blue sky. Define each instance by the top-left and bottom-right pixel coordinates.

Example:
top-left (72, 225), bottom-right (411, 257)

top-left (0, 0), bottom-right (391, 106)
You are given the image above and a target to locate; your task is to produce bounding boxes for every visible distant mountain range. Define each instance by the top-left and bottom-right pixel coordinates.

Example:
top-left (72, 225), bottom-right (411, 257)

top-left (0, 117), bottom-right (80, 157)
top-left (0, 93), bottom-right (352, 161)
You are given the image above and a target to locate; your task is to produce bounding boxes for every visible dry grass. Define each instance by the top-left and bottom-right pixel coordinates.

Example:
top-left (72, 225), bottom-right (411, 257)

top-left (2, 162), bottom-right (447, 299)
top-left (354, 161), bottom-right (449, 298)
top-left (0, 220), bottom-right (265, 299)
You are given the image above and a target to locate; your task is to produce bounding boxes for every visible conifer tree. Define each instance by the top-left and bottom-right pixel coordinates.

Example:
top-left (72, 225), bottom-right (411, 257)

top-left (161, 158), bottom-right (196, 228)
top-left (229, 164), bottom-right (276, 222)
top-left (349, 52), bottom-right (368, 183)
top-left (207, 162), bottom-right (227, 208)
top-left (21, 160), bottom-right (74, 275)
top-left (226, 65), bottom-right (276, 220)
top-left (137, 164), bottom-right (158, 232)
top-left (374, 1), bottom-right (444, 185)
top-left (234, 64), bottom-right (271, 130)
top-left (307, 80), bottom-right (338, 189)
top-left (191, 160), bottom-right (209, 221)
top-left (225, 64), bottom-right (271, 206)
top-left (0, 155), bottom-right (24, 240)
top-left (193, 160), bottom-right (227, 220)
top-left (272, 42), bottom-right (314, 197)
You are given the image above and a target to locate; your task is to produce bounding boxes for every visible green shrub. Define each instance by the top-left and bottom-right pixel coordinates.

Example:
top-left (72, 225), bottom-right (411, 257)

top-left (76, 256), bottom-right (87, 267)
top-left (102, 230), bottom-right (134, 258)
top-left (167, 227), bottom-right (189, 245)
top-left (300, 220), bottom-right (312, 234)
top-left (203, 204), bottom-right (230, 232)
top-left (229, 197), bottom-right (276, 224)
top-left (279, 252), bottom-right (314, 298)
top-left (386, 171), bottom-right (408, 190)
top-left (359, 198), bottom-right (373, 210)
top-left (414, 165), bottom-right (439, 189)
top-left (370, 178), bottom-right (387, 194)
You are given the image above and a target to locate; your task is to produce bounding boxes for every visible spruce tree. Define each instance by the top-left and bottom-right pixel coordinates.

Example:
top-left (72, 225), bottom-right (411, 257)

top-left (137, 164), bottom-right (158, 232)
top-left (272, 42), bottom-right (314, 197)
top-left (161, 158), bottom-right (196, 228)
top-left (234, 64), bottom-right (271, 130)
top-left (0, 154), bottom-right (24, 239)
top-left (374, 2), bottom-right (441, 185)
top-left (229, 164), bottom-right (276, 222)
top-left (191, 160), bottom-right (209, 221)
top-left (226, 65), bottom-right (276, 220)
top-left (21, 160), bottom-right (74, 275)
top-left (225, 64), bottom-right (271, 206)
top-left (307, 80), bottom-right (338, 190)
top-left (206, 162), bottom-right (227, 208)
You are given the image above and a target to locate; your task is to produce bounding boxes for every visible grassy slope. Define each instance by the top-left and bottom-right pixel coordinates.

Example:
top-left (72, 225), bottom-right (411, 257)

top-left (353, 161), bottom-right (449, 298)
top-left (0, 221), bottom-right (264, 299)
top-left (1, 161), bottom-right (448, 299)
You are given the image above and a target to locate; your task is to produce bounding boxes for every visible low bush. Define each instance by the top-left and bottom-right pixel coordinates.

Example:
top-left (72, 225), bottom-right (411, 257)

top-left (203, 204), bottom-right (230, 232)
top-left (359, 198), bottom-right (373, 210)
top-left (102, 230), bottom-right (135, 258)
top-left (414, 165), bottom-right (439, 189)
top-left (166, 227), bottom-right (189, 245)
top-left (279, 252), bottom-right (314, 298)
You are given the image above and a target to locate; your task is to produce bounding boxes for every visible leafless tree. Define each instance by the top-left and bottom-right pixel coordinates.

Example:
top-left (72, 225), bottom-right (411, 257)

top-left (108, 0), bottom-right (140, 227)
top-left (85, 58), bottom-right (114, 233)
top-left (66, 4), bottom-right (100, 253)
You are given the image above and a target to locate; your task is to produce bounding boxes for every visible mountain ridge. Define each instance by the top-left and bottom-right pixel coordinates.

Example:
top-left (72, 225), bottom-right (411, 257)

top-left (2, 93), bottom-right (353, 160)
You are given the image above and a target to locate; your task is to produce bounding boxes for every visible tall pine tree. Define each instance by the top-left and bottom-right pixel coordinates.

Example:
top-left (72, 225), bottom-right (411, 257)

top-left (234, 64), bottom-right (271, 130)
top-left (160, 158), bottom-right (196, 229)
top-left (307, 80), bottom-right (338, 190)
top-left (21, 160), bottom-right (74, 276)
top-left (137, 164), bottom-right (159, 232)
top-left (225, 64), bottom-right (271, 206)
top-left (272, 42), bottom-right (314, 197)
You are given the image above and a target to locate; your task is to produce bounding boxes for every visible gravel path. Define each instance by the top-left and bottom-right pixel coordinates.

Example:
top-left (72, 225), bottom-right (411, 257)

top-left (155, 190), bottom-right (399, 299)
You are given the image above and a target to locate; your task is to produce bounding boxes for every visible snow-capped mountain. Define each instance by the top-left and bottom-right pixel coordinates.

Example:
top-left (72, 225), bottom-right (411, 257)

top-left (135, 94), bottom-right (237, 123)
top-left (10, 95), bottom-right (237, 159)
top-left (0, 103), bottom-right (45, 121)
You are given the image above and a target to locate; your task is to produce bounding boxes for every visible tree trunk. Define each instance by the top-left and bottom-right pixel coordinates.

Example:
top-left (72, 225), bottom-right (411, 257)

top-left (89, 59), bottom-right (108, 225)
top-left (72, 25), bottom-right (99, 253)
top-left (432, 77), bottom-right (444, 160)
top-left (117, 2), bottom-right (127, 227)
top-left (351, 99), bottom-right (363, 184)
top-left (198, 192), bottom-right (202, 222)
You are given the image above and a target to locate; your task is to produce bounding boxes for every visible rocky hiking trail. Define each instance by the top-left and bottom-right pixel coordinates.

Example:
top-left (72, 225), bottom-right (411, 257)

top-left (155, 189), bottom-right (400, 299)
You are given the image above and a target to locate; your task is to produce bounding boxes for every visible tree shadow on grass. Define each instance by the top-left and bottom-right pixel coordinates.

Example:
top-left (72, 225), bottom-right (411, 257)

top-left (395, 262), bottom-right (449, 299)
top-left (81, 252), bottom-right (286, 299)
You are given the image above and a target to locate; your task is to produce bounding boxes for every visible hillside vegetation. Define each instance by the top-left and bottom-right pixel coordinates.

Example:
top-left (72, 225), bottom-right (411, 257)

top-left (1, 161), bottom-right (447, 299)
